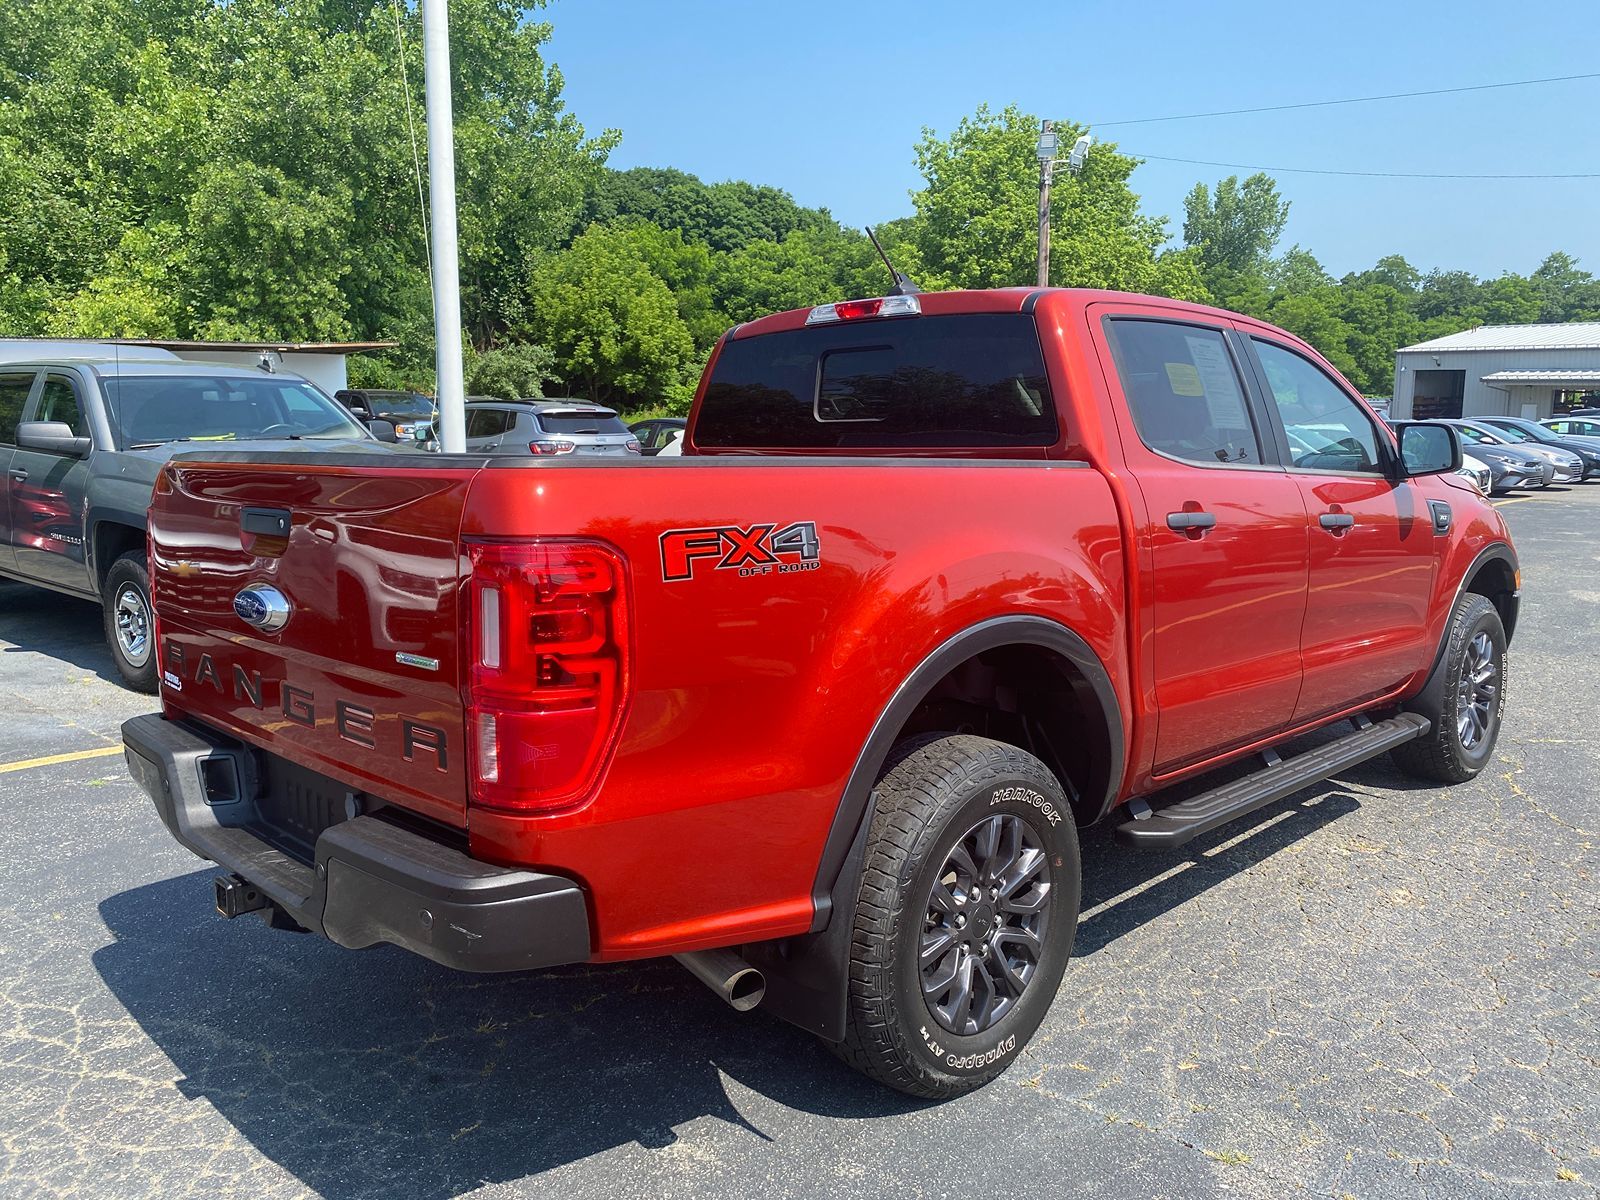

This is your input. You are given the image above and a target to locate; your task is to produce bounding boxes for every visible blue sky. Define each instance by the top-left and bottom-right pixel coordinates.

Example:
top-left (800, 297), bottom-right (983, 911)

top-left (543, 0), bottom-right (1599, 280)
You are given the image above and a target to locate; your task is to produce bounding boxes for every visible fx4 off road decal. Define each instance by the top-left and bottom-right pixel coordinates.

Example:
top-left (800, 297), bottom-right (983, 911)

top-left (660, 522), bottom-right (821, 582)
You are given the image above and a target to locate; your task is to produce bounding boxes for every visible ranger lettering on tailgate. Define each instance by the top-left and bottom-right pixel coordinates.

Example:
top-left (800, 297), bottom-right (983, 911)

top-left (161, 642), bottom-right (451, 771)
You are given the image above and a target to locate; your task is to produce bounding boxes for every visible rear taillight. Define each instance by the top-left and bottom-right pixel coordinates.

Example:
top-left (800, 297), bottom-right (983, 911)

top-left (624, 437), bottom-right (642, 454)
top-left (465, 540), bottom-right (629, 813)
top-left (528, 439), bottom-right (576, 455)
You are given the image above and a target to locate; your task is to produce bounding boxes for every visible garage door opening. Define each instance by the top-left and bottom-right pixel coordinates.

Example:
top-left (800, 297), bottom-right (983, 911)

top-left (1413, 369), bottom-right (1464, 419)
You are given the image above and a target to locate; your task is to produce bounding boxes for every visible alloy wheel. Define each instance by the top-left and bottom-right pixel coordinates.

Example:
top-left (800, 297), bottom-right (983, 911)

top-left (920, 813), bottom-right (1052, 1036)
top-left (1456, 630), bottom-right (1498, 751)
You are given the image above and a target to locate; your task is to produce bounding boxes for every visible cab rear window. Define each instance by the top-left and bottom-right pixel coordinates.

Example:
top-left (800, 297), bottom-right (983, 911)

top-left (696, 314), bottom-right (1057, 449)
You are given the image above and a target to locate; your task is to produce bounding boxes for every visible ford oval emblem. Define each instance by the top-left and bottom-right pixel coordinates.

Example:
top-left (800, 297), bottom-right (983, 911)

top-left (233, 584), bottom-right (291, 632)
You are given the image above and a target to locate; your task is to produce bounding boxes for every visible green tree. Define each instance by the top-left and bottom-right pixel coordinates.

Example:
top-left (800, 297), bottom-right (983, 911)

top-left (1182, 173), bottom-right (1288, 309)
top-left (464, 342), bottom-right (554, 399)
top-left (907, 104), bottom-right (1197, 297)
top-left (0, 0), bottom-right (610, 369)
top-left (46, 225), bottom-right (183, 337)
top-left (714, 227), bottom-right (884, 323)
top-left (1265, 246), bottom-right (1332, 298)
top-left (1530, 252), bottom-right (1600, 322)
top-left (583, 166), bottom-right (835, 252)
top-left (526, 223), bottom-right (698, 409)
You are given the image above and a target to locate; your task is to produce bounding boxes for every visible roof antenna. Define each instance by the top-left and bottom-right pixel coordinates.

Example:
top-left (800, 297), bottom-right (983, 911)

top-left (865, 226), bottom-right (921, 296)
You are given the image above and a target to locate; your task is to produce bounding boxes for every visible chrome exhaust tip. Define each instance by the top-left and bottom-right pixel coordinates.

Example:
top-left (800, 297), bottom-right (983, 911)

top-left (673, 948), bottom-right (765, 1012)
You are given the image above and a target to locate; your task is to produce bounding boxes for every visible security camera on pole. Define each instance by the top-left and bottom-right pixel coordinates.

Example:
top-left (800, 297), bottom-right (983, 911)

top-left (1035, 122), bottom-right (1093, 288)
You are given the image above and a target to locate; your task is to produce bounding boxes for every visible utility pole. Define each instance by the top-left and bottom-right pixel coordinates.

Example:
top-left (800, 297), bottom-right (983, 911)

top-left (1035, 119), bottom-right (1055, 288)
top-left (421, 0), bottom-right (466, 453)
top-left (1035, 124), bottom-right (1092, 290)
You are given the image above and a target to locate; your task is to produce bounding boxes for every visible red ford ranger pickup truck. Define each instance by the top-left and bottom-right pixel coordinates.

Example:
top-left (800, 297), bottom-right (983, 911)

top-left (122, 288), bottom-right (1520, 1098)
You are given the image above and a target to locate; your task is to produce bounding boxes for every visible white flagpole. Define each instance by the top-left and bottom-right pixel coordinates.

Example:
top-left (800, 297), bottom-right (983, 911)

top-left (421, 0), bottom-right (466, 453)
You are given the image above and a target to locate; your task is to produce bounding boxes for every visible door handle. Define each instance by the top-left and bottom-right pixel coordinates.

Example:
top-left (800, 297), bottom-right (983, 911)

top-left (8, 468), bottom-right (26, 482)
top-left (1319, 512), bottom-right (1355, 531)
top-left (1166, 511), bottom-right (1217, 533)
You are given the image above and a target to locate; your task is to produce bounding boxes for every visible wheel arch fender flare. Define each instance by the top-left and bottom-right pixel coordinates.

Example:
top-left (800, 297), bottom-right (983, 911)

top-left (1408, 541), bottom-right (1518, 720)
top-left (746, 614), bottom-right (1122, 1042)
top-left (87, 509), bottom-right (149, 590)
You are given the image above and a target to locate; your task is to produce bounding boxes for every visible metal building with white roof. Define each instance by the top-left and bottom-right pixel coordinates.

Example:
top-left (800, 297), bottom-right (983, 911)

top-left (1391, 322), bottom-right (1600, 420)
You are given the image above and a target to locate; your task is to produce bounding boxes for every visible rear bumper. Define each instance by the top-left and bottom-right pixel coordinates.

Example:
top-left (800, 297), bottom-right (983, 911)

top-left (122, 713), bottom-right (591, 972)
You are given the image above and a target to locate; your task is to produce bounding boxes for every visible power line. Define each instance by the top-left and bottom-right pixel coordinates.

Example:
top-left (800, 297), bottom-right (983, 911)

top-left (1092, 72), bottom-right (1600, 128)
top-left (1125, 151), bottom-right (1600, 180)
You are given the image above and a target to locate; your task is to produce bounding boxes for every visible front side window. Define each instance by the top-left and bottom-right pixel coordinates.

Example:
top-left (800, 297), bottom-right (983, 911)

top-left (36, 376), bottom-right (88, 438)
top-left (1105, 320), bottom-right (1261, 466)
top-left (1253, 340), bottom-right (1384, 475)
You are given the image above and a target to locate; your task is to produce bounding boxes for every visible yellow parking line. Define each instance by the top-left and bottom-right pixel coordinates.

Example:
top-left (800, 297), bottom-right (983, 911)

top-left (0, 745), bottom-right (124, 775)
top-left (1492, 497), bottom-right (1536, 506)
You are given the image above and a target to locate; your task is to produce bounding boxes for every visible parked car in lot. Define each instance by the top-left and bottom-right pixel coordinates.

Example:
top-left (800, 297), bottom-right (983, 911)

top-left (0, 356), bottom-right (397, 691)
top-left (1475, 416), bottom-right (1600, 480)
top-left (125, 287), bottom-right (1520, 1099)
top-left (334, 388), bottom-right (436, 444)
top-left (1442, 421), bottom-right (1556, 491)
top-left (1544, 415), bottom-right (1600, 439)
top-left (1451, 419), bottom-right (1584, 483)
top-left (629, 416), bottom-right (687, 456)
top-left (1457, 452), bottom-right (1493, 494)
top-left (464, 399), bottom-right (641, 456)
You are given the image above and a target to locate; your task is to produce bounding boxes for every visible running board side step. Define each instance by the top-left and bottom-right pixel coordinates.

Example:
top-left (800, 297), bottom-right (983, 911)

top-left (1116, 713), bottom-right (1431, 850)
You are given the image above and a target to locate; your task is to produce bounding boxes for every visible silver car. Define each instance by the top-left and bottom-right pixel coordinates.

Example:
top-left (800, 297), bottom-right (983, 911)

top-left (1443, 421), bottom-right (1555, 490)
top-left (1454, 418), bottom-right (1583, 483)
top-left (1477, 416), bottom-right (1600, 480)
top-left (463, 400), bottom-right (642, 457)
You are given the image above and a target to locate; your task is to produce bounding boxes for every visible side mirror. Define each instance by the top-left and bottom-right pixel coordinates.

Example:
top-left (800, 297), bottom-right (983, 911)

top-left (368, 419), bottom-right (399, 444)
top-left (347, 406), bottom-right (372, 421)
top-left (1393, 421), bottom-right (1461, 478)
top-left (17, 420), bottom-right (91, 457)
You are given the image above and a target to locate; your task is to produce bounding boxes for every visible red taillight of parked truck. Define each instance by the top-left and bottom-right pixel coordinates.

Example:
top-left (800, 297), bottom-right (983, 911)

top-left (465, 540), bottom-right (630, 813)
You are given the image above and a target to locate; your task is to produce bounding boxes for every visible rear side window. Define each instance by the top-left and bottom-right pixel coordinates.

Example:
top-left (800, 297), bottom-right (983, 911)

top-left (1105, 320), bottom-right (1261, 466)
top-left (0, 371), bottom-right (34, 443)
top-left (696, 314), bottom-right (1057, 449)
top-left (535, 411), bottom-right (628, 435)
top-left (466, 409), bottom-right (512, 438)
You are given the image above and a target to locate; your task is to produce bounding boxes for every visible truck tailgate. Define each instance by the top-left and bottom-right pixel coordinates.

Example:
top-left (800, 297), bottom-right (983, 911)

top-left (150, 457), bottom-right (480, 827)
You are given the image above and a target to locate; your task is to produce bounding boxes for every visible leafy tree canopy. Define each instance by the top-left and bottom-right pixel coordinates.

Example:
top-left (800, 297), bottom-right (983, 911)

top-left (905, 104), bottom-right (1206, 300)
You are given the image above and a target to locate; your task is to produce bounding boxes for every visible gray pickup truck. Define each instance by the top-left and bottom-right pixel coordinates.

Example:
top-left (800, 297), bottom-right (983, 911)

top-left (0, 352), bottom-right (395, 691)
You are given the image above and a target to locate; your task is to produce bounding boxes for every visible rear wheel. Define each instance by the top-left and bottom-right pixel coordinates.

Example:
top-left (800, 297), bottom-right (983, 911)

top-left (1391, 592), bottom-right (1506, 783)
top-left (102, 550), bottom-right (157, 694)
top-left (834, 735), bottom-right (1080, 1098)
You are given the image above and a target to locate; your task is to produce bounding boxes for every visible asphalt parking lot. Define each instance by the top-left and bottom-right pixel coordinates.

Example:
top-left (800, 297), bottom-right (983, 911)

top-left (1, 487), bottom-right (1596, 1200)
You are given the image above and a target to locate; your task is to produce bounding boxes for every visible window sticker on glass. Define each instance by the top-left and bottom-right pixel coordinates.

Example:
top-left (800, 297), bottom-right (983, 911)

top-left (1184, 334), bottom-right (1246, 429)
top-left (1164, 362), bottom-right (1204, 397)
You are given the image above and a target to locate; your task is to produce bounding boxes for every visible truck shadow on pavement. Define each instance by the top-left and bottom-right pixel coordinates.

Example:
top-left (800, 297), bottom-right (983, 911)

top-left (0, 581), bottom-right (124, 687)
top-left (93, 778), bottom-right (1367, 1198)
